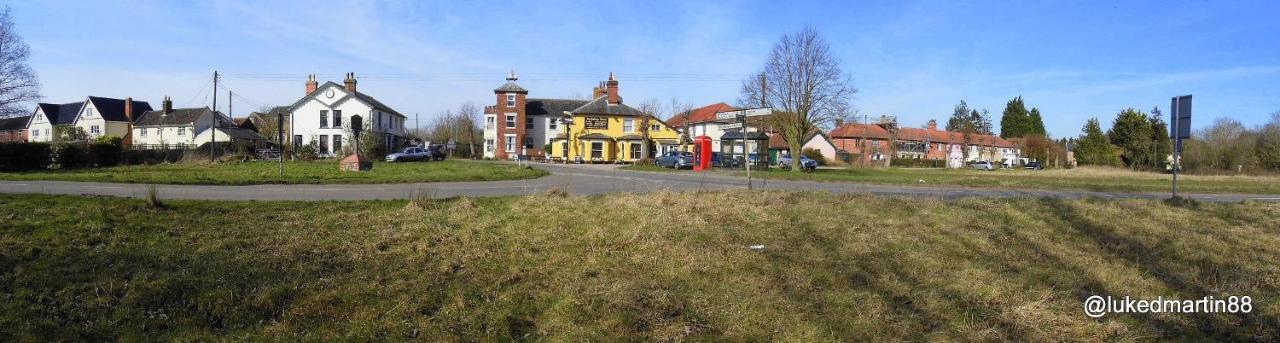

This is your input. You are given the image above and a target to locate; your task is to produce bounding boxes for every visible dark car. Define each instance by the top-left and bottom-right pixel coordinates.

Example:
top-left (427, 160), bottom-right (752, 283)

top-left (426, 144), bottom-right (447, 161)
top-left (1024, 161), bottom-right (1043, 170)
top-left (656, 151), bottom-right (693, 169)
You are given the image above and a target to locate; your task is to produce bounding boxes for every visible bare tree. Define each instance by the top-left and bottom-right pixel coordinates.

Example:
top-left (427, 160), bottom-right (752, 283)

top-left (0, 6), bottom-right (40, 117)
top-left (670, 97), bottom-right (692, 144)
top-left (741, 27), bottom-right (855, 171)
top-left (636, 98), bottom-right (664, 163)
top-left (458, 102), bottom-right (481, 158)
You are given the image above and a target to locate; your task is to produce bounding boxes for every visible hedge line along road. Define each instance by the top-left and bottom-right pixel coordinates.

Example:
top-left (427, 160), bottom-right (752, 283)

top-left (1, 163), bottom-right (1278, 203)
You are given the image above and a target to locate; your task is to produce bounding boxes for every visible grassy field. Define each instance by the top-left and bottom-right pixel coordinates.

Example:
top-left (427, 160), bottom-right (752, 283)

top-left (717, 166), bottom-right (1280, 194)
top-left (1, 192), bottom-right (1276, 341)
top-left (0, 160), bottom-right (547, 185)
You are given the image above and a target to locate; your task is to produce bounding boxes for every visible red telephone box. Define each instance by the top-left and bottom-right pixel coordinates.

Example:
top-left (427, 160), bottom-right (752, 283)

top-left (693, 135), bottom-right (713, 171)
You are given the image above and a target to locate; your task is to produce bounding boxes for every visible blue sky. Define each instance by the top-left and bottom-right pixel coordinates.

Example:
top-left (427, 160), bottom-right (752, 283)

top-left (9, 0), bottom-right (1280, 137)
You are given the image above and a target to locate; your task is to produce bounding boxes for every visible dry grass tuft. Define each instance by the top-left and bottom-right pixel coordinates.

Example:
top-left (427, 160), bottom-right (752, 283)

top-left (1, 192), bottom-right (1276, 341)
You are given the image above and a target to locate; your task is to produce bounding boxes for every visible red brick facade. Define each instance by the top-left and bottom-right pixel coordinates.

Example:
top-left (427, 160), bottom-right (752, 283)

top-left (493, 78), bottom-right (528, 160)
top-left (0, 129), bottom-right (26, 142)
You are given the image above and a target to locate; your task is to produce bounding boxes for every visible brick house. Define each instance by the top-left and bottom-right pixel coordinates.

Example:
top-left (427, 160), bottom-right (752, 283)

top-left (0, 115), bottom-right (30, 142)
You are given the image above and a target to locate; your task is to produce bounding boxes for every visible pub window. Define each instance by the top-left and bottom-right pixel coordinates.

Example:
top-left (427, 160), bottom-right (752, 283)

top-left (590, 142), bottom-right (603, 158)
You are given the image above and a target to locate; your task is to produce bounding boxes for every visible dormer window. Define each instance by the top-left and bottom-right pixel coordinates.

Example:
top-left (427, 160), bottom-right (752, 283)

top-left (506, 94), bottom-right (516, 107)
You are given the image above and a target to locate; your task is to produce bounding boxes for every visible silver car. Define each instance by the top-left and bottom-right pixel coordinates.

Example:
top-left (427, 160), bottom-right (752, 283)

top-left (971, 160), bottom-right (995, 171)
top-left (386, 147), bottom-right (430, 162)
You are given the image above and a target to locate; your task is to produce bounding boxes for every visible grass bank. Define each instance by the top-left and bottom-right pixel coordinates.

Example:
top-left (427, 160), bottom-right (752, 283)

top-left (0, 160), bottom-right (547, 185)
top-left (737, 166), bottom-right (1280, 194)
top-left (1, 192), bottom-right (1276, 341)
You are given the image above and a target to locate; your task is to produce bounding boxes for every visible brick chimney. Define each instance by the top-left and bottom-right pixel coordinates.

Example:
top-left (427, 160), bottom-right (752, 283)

top-left (606, 72), bottom-right (620, 105)
top-left (162, 96), bottom-right (173, 114)
top-left (927, 119), bottom-right (938, 131)
top-left (305, 74), bottom-right (318, 95)
top-left (344, 72), bottom-right (358, 93)
top-left (123, 97), bottom-right (134, 145)
top-left (124, 97), bottom-right (133, 122)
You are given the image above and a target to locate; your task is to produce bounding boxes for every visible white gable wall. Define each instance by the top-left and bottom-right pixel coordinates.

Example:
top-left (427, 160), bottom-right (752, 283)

top-left (802, 134), bottom-right (838, 163)
top-left (289, 83), bottom-right (407, 156)
top-left (27, 107), bottom-right (53, 142)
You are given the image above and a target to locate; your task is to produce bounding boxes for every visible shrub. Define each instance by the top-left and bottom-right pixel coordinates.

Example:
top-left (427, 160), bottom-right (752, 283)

top-left (88, 143), bottom-right (122, 167)
top-left (52, 144), bottom-right (91, 169)
top-left (297, 143), bottom-right (319, 161)
top-left (889, 157), bottom-right (946, 168)
top-left (0, 142), bottom-right (53, 171)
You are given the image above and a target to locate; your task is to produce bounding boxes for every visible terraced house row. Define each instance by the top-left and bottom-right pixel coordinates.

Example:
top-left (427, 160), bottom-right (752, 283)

top-left (8, 73), bottom-right (408, 158)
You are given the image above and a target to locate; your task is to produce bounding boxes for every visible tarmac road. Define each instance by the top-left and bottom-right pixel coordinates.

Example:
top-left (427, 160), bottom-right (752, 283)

top-left (1, 162), bottom-right (1277, 203)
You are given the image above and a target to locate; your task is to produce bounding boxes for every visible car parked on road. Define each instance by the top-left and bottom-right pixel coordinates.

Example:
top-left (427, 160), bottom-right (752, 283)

top-left (426, 144), bottom-right (447, 161)
top-left (386, 147), bottom-right (431, 162)
top-left (971, 160), bottom-right (995, 171)
top-left (1024, 161), bottom-right (1043, 170)
top-left (656, 151), bottom-right (694, 169)
top-left (777, 155), bottom-right (818, 171)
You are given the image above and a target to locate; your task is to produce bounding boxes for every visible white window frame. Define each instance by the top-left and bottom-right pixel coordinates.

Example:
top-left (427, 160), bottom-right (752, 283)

top-left (505, 114), bottom-right (516, 128)
top-left (320, 110), bottom-right (329, 128)
top-left (177, 127), bottom-right (185, 136)
top-left (506, 94), bottom-right (516, 107)
top-left (139, 128), bottom-right (146, 137)
top-left (548, 118), bottom-right (557, 130)
top-left (485, 139), bottom-right (495, 152)
top-left (623, 118), bottom-right (634, 133)
top-left (485, 116), bottom-right (496, 129)
top-left (504, 134), bottom-right (516, 153)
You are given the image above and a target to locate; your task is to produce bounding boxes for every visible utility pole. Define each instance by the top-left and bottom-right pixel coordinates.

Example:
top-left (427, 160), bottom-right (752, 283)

top-left (211, 71), bottom-right (218, 162)
top-left (862, 114), bottom-right (868, 167)
top-left (277, 110), bottom-right (285, 177)
top-left (414, 112), bottom-right (419, 144)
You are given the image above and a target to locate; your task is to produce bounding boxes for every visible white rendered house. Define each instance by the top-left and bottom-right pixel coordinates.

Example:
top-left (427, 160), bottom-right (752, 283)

top-left (287, 73), bottom-right (407, 157)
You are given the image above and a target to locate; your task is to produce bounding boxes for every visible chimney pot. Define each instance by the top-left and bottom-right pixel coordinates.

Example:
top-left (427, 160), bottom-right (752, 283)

top-left (606, 73), bottom-right (620, 104)
top-left (305, 73), bottom-right (318, 95)
top-left (344, 72), bottom-right (358, 93)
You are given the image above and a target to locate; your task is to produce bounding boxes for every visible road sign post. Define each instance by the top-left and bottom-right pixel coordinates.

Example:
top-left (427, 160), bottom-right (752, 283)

top-left (1170, 95), bottom-right (1192, 199)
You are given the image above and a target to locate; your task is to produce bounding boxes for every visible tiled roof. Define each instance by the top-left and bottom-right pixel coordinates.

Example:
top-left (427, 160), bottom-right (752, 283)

top-left (0, 115), bottom-right (30, 130)
top-left (891, 127), bottom-right (1019, 148)
top-left (33, 101), bottom-right (85, 125)
top-left (579, 133), bottom-right (612, 140)
top-left (134, 107), bottom-right (230, 126)
top-left (570, 96), bottom-right (647, 116)
top-left (494, 81), bottom-right (529, 94)
top-left (527, 98), bottom-right (590, 116)
top-left (86, 96), bottom-right (153, 122)
top-left (829, 123), bottom-right (892, 139)
top-left (667, 102), bottom-right (735, 127)
top-left (292, 82), bottom-right (405, 118)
